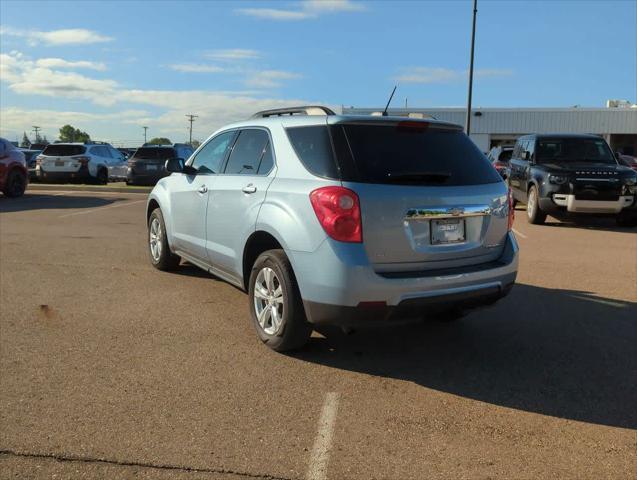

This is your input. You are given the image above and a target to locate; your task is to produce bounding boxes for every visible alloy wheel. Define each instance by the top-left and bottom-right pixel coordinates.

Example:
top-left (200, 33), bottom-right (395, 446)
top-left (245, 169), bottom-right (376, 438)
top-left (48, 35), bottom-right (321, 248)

top-left (253, 267), bottom-right (284, 335)
top-left (149, 217), bottom-right (162, 261)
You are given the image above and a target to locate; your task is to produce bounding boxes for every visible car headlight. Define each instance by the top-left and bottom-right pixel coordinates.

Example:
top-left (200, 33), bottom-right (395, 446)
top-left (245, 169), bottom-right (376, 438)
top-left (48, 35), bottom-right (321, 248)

top-left (548, 174), bottom-right (569, 185)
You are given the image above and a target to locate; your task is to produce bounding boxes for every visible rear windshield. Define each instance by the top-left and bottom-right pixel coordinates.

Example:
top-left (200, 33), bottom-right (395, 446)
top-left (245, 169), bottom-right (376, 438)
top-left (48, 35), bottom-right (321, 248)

top-left (132, 147), bottom-right (177, 160)
top-left (42, 145), bottom-right (86, 156)
top-left (536, 138), bottom-right (616, 165)
top-left (499, 149), bottom-right (513, 162)
top-left (287, 124), bottom-right (501, 185)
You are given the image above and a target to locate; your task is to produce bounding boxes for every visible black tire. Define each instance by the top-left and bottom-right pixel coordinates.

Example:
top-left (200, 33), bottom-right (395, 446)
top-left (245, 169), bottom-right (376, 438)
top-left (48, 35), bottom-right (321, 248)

top-left (96, 168), bottom-right (108, 185)
top-left (148, 208), bottom-right (181, 271)
top-left (3, 169), bottom-right (27, 198)
top-left (526, 185), bottom-right (547, 225)
top-left (433, 308), bottom-right (467, 323)
top-left (248, 249), bottom-right (312, 352)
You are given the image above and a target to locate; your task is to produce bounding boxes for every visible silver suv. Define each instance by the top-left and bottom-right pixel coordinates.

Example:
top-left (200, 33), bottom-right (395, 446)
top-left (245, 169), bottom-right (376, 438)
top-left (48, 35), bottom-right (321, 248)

top-left (146, 106), bottom-right (519, 351)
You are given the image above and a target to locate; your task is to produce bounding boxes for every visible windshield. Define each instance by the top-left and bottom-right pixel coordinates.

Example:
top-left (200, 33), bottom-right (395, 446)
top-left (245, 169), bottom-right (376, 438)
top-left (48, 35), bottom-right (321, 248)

top-left (536, 138), bottom-right (616, 165)
top-left (132, 148), bottom-right (177, 160)
top-left (339, 123), bottom-right (501, 186)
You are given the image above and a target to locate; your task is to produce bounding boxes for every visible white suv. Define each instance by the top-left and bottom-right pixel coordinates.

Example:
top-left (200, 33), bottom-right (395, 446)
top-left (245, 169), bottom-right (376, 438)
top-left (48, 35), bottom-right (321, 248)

top-left (37, 142), bottom-right (127, 184)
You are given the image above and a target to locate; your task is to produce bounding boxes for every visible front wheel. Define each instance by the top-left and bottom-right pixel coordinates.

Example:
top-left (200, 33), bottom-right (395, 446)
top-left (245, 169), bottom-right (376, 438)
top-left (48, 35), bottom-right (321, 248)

top-left (148, 208), bottom-right (181, 271)
top-left (95, 168), bottom-right (108, 185)
top-left (249, 249), bottom-right (312, 352)
top-left (526, 185), bottom-right (547, 225)
top-left (3, 169), bottom-right (27, 197)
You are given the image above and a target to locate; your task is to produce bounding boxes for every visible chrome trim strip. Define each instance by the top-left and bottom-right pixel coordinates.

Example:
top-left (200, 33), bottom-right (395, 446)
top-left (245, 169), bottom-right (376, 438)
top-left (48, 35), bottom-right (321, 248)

top-left (405, 204), bottom-right (492, 220)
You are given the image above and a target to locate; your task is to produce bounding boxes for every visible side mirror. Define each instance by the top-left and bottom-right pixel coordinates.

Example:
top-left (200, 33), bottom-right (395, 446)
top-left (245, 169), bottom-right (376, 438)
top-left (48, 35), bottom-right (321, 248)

top-left (165, 157), bottom-right (185, 172)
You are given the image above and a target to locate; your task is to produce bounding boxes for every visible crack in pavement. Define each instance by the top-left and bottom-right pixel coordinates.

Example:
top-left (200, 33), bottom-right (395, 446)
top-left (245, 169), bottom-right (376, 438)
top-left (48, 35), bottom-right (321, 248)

top-left (0, 449), bottom-right (299, 480)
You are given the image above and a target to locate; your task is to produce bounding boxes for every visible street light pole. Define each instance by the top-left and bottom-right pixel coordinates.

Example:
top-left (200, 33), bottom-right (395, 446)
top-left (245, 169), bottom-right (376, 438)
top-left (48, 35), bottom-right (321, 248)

top-left (465, 0), bottom-right (478, 136)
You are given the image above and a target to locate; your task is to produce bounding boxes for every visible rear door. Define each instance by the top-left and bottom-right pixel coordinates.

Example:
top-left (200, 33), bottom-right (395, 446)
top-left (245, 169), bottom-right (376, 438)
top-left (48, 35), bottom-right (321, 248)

top-left (329, 121), bottom-right (508, 274)
top-left (39, 144), bottom-right (86, 173)
top-left (205, 128), bottom-right (275, 279)
top-left (168, 131), bottom-right (235, 262)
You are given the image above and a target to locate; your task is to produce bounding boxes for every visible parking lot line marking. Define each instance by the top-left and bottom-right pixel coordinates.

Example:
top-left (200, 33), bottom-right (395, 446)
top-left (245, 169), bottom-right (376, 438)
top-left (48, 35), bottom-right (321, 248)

top-left (307, 392), bottom-right (340, 480)
top-left (513, 228), bottom-right (528, 239)
top-left (58, 200), bottom-right (145, 218)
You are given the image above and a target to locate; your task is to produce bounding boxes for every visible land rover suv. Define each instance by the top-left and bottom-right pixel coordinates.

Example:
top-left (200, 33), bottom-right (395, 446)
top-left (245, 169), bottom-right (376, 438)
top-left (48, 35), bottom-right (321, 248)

top-left (509, 134), bottom-right (637, 226)
top-left (146, 106), bottom-right (518, 351)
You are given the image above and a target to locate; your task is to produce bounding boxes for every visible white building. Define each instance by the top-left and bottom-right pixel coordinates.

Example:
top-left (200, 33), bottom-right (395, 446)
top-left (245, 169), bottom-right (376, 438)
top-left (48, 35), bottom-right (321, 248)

top-left (342, 105), bottom-right (637, 155)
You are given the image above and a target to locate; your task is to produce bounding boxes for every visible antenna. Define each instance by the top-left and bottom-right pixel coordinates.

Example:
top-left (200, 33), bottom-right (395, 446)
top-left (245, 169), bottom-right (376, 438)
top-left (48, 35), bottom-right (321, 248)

top-left (382, 85), bottom-right (397, 116)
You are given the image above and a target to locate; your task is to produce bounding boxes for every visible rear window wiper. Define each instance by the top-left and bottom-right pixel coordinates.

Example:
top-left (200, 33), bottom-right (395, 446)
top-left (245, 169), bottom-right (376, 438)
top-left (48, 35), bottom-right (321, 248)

top-left (386, 171), bottom-right (451, 183)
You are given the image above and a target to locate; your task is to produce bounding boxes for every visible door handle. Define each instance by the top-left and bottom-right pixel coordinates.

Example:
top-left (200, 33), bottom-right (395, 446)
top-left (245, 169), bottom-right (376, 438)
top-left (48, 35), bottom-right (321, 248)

top-left (198, 185), bottom-right (208, 194)
top-left (242, 184), bottom-right (257, 194)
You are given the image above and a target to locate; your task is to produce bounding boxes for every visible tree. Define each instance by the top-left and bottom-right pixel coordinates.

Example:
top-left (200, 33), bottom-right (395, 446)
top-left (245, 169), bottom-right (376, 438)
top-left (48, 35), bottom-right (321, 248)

top-left (20, 132), bottom-right (30, 148)
top-left (59, 124), bottom-right (91, 143)
top-left (190, 139), bottom-right (201, 148)
top-left (147, 137), bottom-right (172, 145)
top-left (41, 135), bottom-right (50, 145)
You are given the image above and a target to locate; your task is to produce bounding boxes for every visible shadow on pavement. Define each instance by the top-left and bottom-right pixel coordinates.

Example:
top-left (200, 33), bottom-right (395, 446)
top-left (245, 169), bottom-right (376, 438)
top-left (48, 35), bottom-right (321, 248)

top-left (0, 194), bottom-right (119, 213)
top-left (513, 205), bottom-right (636, 232)
top-left (296, 284), bottom-right (637, 430)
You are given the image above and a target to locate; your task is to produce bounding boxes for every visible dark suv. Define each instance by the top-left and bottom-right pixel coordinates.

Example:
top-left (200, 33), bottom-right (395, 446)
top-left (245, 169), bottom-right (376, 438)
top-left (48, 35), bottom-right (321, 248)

top-left (127, 144), bottom-right (194, 185)
top-left (509, 134), bottom-right (637, 226)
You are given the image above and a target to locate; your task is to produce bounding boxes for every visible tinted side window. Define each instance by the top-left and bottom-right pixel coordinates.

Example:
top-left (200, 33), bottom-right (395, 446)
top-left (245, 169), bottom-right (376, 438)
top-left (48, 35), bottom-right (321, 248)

top-left (224, 129), bottom-right (269, 175)
top-left (91, 146), bottom-right (110, 157)
top-left (286, 126), bottom-right (339, 179)
top-left (191, 132), bottom-right (235, 174)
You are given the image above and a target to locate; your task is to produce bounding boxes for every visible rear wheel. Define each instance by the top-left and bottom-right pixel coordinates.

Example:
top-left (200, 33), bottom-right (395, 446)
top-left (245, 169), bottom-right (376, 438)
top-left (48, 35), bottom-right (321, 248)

top-left (148, 208), bottom-right (181, 270)
top-left (96, 168), bottom-right (108, 185)
top-left (249, 249), bottom-right (312, 352)
top-left (3, 169), bottom-right (27, 197)
top-left (526, 185), bottom-right (547, 224)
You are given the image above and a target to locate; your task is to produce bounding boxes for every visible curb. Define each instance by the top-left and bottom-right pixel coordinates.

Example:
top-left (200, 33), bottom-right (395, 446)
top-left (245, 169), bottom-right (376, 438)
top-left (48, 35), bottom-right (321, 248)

top-left (27, 183), bottom-right (152, 194)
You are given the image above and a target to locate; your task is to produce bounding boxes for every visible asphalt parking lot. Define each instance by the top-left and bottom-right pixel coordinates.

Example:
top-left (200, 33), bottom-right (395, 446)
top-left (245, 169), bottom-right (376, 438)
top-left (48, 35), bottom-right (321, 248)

top-left (1, 190), bottom-right (635, 479)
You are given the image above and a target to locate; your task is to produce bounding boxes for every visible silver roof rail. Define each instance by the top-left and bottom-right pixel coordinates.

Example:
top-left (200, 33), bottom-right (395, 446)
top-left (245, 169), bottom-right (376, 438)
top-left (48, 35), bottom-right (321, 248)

top-left (251, 106), bottom-right (336, 119)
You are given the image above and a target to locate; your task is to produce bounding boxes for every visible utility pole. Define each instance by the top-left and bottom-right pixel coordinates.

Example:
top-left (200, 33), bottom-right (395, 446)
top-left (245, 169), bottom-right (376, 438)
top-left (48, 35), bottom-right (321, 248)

top-left (186, 114), bottom-right (198, 145)
top-left (465, 0), bottom-right (478, 136)
top-left (32, 126), bottom-right (41, 142)
top-left (143, 126), bottom-right (148, 144)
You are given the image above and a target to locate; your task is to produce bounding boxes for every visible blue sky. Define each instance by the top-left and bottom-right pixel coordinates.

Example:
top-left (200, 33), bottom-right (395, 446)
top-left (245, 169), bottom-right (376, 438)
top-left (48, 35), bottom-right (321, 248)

top-left (1, 0), bottom-right (635, 145)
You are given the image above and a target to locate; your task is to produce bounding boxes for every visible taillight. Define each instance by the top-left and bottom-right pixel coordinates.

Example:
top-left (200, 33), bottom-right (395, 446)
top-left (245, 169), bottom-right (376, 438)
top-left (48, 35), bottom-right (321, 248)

top-left (507, 188), bottom-right (515, 231)
top-left (72, 155), bottom-right (90, 165)
top-left (35, 155), bottom-right (44, 165)
top-left (309, 186), bottom-right (362, 243)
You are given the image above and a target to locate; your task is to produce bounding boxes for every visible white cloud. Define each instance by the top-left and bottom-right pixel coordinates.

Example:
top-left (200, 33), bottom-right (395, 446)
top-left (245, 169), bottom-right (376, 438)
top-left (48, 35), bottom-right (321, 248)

top-left (168, 63), bottom-right (225, 73)
top-left (35, 58), bottom-right (107, 71)
top-left (203, 49), bottom-right (261, 61)
top-left (0, 51), bottom-right (319, 143)
top-left (396, 66), bottom-right (513, 84)
top-left (244, 70), bottom-right (302, 88)
top-left (236, 0), bottom-right (365, 20)
top-left (0, 26), bottom-right (113, 46)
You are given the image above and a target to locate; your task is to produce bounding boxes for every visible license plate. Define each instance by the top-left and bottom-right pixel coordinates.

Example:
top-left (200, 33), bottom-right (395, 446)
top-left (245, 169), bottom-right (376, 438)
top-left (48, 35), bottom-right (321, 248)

top-left (55, 160), bottom-right (64, 167)
top-left (431, 218), bottom-right (465, 244)
top-left (146, 164), bottom-right (158, 171)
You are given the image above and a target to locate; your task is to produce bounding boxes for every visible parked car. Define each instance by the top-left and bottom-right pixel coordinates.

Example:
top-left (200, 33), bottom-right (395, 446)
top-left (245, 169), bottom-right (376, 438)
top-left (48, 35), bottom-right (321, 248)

top-left (617, 153), bottom-right (637, 172)
top-left (487, 146), bottom-right (514, 179)
top-left (127, 144), bottom-right (194, 185)
top-left (36, 142), bottom-right (127, 184)
top-left (509, 134), bottom-right (637, 226)
top-left (145, 106), bottom-right (518, 351)
top-left (0, 137), bottom-right (28, 197)
top-left (19, 149), bottom-right (42, 181)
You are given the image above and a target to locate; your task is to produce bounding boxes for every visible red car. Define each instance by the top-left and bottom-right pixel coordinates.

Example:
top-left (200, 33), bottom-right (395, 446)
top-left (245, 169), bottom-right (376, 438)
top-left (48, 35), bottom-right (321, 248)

top-left (0, 138), bottom-right (28, 197)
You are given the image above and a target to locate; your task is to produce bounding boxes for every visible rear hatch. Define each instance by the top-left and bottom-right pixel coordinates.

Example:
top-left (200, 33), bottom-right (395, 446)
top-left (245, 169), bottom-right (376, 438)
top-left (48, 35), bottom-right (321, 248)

top-left (289, 119), bottom-right (509, 274)
top-left (39, 144), bottom-right (86, 172)
top-left (130, 147), bottom-right (176, 174)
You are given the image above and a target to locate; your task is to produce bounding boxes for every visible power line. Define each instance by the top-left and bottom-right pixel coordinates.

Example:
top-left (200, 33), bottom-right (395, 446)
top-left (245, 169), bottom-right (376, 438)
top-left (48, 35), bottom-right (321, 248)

top-left (32, 125), bottom-right (41, 142)
top-left (186, 114), bottom-right (198, 145)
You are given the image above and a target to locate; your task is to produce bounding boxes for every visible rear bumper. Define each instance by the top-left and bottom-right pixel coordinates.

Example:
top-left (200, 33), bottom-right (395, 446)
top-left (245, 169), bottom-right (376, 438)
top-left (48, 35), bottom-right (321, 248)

top-left (127, 169), bottom-right (167, 185)
top-left (37, 166), bottom-right (92, 182)
top-left (539, 195), bottom-right (636, 215)
top-left (292, 231), bottom-right (519, 326)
